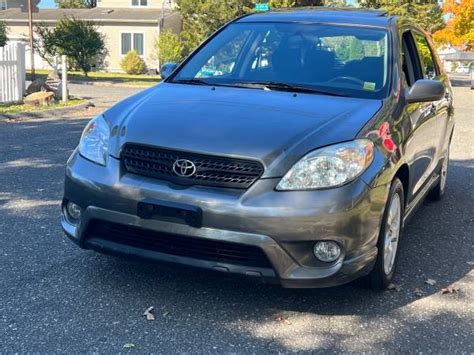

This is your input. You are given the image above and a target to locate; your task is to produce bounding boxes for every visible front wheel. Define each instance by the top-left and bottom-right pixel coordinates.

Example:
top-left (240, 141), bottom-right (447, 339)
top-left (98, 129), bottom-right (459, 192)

top-left (367, 178), bottom-right (405, 290)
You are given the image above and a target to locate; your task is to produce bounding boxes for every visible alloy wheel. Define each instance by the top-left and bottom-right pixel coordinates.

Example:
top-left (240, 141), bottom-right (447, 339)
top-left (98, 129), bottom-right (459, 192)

top-left (440, 151), bottom-right (449, 193)
top-left (383, 193), bottom-right (401, 275)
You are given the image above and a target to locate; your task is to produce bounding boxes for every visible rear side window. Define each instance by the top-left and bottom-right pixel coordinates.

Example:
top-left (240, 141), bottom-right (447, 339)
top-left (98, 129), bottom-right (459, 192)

top-left (412, 32), bottom-right (438, 80)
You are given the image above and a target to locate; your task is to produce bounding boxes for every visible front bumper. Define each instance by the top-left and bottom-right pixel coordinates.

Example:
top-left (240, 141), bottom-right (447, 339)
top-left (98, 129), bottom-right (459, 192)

top-left (62, 152), bottom-right (389, 288)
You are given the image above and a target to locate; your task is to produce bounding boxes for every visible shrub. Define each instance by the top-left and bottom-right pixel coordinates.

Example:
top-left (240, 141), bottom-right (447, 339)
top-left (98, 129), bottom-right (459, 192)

top-left (121, 50), bottom-right (146, 75)
top-left (157, 29), bottom-right (183, 65)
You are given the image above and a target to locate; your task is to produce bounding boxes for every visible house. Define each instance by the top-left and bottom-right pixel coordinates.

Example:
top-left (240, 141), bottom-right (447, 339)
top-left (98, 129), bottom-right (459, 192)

top-left (0, 0), bottom-right (181, 72)
top-left (438, 45), bottom-right (474, 73)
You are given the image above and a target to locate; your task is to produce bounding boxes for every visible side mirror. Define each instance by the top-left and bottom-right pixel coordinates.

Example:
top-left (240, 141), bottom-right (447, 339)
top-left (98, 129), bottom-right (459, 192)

top-left (405, 79), bottom-right (444, 103)
top-left (160, 62), bottom-right (178, 80)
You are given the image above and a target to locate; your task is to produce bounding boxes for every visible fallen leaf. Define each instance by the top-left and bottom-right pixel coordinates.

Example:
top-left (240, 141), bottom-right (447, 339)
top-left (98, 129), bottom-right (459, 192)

top-left (414, 288), bottom-right (424, 297)
top-left (123, 343), bottom-right (135, 350)
top-left (274, 315), bottom-right (292, 325)
top-left (441, 287), bottom-right (460, 295)
top-left (387, 283), bottom-right (402, 291)
top-left (425, 279), bottom-right (437, 286)
top-left (143, 306), bottom-right (155, 321)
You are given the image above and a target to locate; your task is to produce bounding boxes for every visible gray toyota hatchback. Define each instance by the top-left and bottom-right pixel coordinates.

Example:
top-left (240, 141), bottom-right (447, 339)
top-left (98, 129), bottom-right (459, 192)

top-left (62, 8), bottom-right (454, 290)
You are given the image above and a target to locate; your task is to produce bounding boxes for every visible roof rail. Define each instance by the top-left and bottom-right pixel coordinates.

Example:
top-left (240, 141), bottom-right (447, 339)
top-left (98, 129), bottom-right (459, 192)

top-left (261, 6), bottom-right (390, 17)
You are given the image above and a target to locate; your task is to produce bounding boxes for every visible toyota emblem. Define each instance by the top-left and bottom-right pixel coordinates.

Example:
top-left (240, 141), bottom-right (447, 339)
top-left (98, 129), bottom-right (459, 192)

top-left (173, 159), bottom-right (197, 177)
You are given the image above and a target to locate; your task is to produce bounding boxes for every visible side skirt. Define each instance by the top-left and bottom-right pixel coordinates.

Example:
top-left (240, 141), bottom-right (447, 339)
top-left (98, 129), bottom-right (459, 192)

top-left (403, 172), bottom-right (440, 225)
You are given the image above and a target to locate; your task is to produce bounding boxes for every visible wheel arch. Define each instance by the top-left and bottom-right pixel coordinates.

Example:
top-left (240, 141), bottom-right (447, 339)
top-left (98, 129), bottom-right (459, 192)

top-left (394, 163), bottom-right (410, 206)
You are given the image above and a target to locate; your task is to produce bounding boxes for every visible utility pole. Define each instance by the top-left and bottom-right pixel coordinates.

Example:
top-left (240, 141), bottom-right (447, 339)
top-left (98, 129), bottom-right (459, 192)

top-left (158, 0), bottom-right (170, 71)
top-left (160, 0), bottom-right (172, 29)
top-left (27, 0), bottom-right (35, 81)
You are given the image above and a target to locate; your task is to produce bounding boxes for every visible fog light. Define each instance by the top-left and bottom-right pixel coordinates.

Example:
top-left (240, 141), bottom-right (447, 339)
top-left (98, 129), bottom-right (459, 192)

top-left (313, 241), bottom-right (341, 262)
top-left (66, 202), bottom-right (82, 220)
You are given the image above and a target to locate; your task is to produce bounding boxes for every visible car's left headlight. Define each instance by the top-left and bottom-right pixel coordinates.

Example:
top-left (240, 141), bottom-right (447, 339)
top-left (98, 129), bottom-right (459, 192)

top-left (78, 114), bottom-right (110, 166)
top-left (276, 139), bottom-right (374, 191)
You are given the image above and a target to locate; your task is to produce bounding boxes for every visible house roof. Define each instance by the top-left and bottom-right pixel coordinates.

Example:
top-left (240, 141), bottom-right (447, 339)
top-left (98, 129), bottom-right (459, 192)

top-left (0, 7), bottom-right (175, 24)
top-left (442, 52), bottom-right (474, 61)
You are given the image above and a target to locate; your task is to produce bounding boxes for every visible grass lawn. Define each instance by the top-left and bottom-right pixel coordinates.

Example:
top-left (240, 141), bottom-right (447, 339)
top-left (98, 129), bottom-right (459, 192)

top-left (26, 70), bottom-right (161, 87)
top-left (0, 98), bottom-right (87, 115)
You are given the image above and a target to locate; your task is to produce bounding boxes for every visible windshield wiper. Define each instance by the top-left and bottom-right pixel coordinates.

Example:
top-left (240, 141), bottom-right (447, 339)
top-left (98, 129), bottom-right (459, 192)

top-left (171, 78), bottom-right (213, 86)
top-left (233, 81), bottom-right (348, 97)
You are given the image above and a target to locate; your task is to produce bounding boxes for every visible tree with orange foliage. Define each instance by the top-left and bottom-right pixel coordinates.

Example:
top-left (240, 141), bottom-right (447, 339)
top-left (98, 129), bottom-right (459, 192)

top-left (433, 0), bottom-right (474, 50)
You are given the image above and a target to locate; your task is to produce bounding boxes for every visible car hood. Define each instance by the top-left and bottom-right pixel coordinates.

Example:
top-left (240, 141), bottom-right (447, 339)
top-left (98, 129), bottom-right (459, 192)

top-left (107, 83), bottom-right (382, 178)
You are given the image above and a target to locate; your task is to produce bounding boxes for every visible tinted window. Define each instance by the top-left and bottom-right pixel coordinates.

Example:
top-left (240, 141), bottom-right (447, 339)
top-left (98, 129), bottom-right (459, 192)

top-left (172, 23), bottom-right (390, 99)
top-left (413, 32), bottom-right (437, 79)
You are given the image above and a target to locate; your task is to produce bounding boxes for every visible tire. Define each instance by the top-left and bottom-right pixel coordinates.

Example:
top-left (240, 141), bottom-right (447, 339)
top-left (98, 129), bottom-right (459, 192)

top-left (367, 178), bottom-right (405, 291)
top-left (428, 148), bottom-right (449, 201)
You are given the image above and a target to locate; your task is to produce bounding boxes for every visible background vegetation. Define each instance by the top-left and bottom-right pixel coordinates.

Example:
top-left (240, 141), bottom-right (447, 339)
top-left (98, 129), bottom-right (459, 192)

top-left (35, 18), bottom-right (106, 76)
top-left (0, 21), bottom-right (7, 48)
top-left (121, 50), bottom-right (147, 75)
top-left (157, 0), bottom-right (448, 67)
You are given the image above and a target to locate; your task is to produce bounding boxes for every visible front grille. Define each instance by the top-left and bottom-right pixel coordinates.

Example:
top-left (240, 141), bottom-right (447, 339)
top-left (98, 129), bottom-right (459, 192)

top-left (86, 221), bottom-right (272, 268)
top-left (121, 144), bottom-right (264, 189)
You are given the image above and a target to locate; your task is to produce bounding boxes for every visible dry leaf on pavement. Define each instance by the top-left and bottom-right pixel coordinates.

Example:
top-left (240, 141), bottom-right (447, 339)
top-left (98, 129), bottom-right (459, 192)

top-left (274, 314), bottom-right (292, 325)
top-left (425, 279), bottom-right (437, 286)
top-left (387, 283), bottom-right (402, 291)
top-left (123, 343), bottom-right (135, 350)
top-left (143, 306), bottom-right (155, 321)
top-left (441, 287), bottom-right (460, 295)
top-left (414, 288), bottom-right (424, 297)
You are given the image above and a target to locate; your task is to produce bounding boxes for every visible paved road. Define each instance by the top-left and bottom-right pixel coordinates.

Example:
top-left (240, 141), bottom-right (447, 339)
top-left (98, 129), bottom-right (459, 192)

top-left (68, 83), bottom-right (145, 110)
top-left (1, 83), bottom-right (473, 353)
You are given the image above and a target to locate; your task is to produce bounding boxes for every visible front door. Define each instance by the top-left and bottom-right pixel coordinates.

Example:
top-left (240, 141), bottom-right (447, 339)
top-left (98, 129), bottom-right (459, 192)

top-left (401, 30), bottom-right (447, 200)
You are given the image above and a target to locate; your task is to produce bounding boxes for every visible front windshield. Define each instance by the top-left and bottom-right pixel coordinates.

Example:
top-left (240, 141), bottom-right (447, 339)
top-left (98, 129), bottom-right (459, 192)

top-left (170, 22), bottom-right (390, 99)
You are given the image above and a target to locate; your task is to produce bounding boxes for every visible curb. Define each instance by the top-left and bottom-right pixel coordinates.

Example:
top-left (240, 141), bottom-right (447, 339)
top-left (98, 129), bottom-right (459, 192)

top-left (68, 80), bottom-right (157, 88)
top-left (0, 101), bottom-right (94, 121)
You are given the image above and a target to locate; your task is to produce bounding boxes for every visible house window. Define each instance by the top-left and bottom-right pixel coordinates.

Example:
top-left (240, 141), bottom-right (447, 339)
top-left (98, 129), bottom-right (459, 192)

top-left (131, 0), bottom-right (147, 6)
top-left (0, 0), bottom-right (7, 10)
top-left (121, 33), bottom-right (144, 56)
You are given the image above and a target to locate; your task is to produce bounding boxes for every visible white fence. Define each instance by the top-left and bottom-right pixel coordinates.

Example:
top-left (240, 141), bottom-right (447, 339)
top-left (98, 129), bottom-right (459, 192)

top-left (0, 42), bottom-right (26, 104)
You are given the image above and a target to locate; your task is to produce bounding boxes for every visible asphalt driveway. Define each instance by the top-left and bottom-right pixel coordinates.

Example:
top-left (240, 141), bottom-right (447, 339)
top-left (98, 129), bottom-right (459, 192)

top-left (0, 82), bottom-right (473, 353)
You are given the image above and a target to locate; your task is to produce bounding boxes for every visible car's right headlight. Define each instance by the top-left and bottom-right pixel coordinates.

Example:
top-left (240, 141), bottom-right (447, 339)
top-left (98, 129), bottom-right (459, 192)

top-left (78, 114), bottom-right (110, 166)
top-left (276, 139), bottom-right (374, 191)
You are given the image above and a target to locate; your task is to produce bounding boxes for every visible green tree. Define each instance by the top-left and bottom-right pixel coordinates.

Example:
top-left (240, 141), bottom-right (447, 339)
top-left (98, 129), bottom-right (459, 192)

top-left (158, 29), bottom-right (184, 65)
top-left (34, 24), bottom-right (58, 67)
top-left (36, 18), bottom-right (106, 76)
top-left (359, 0), bottom-right (444, 34)
top-left (54, 0), bottom-right (96, 8)
top-left (176, 0), bottom-right (324, 56)
top-left (0, 21), bottom-right (7, 47)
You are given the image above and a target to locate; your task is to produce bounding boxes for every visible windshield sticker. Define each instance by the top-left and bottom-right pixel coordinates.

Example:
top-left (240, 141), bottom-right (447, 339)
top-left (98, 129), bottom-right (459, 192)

top-left (363, 82), bottom-right (376, 91)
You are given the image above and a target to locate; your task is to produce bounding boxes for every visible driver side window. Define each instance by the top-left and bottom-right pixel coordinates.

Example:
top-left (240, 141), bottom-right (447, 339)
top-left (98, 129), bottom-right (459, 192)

top-left (401, 31), bottom-right (424, 87)
top-left (412, 32), bottom-right (438, 80)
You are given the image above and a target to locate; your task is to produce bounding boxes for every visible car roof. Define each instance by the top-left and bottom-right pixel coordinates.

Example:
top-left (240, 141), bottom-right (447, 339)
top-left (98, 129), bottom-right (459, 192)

top-left (236, 7), bottom-right (393, 28)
